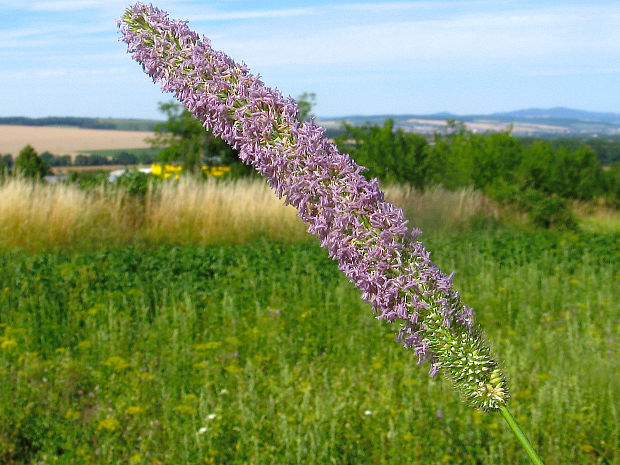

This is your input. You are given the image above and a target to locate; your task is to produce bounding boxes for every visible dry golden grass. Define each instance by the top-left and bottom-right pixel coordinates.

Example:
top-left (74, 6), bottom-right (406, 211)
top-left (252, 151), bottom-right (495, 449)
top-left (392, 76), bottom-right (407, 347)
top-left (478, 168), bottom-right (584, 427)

top-left (384, 184), bottom-right (500, 235)
top-left (0, 125), bottom-right (153, 156)
top-left (0, 179), bottom-right (133, 252)
top-left (0, 177), bottom-right (501, 252)
top-left (0, 177), bottom-right (307, 252)
top-left (143, 177), bottom-right (307, 245)
top-left (572, 200), bottom-right (620, 233)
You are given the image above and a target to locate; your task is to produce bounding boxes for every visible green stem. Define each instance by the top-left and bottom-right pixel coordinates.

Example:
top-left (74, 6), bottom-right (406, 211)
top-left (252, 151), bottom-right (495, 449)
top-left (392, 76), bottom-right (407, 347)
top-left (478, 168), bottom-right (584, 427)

top-left (499, 406), bottom-right (544, 465)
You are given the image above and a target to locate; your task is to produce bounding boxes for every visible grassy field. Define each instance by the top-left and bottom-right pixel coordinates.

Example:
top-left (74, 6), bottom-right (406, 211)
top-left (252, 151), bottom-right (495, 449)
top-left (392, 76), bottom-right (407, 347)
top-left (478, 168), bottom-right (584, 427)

top-left (0, 125), bottom-right (153, 156)
top-left (0, 178), bottom-right (500, 253)
top-left (572, 201), bottom-right (620, 234)
top-left (0, 233), bottom-right (617, 464)
top-left (0, 178), bottom-right (618, 464)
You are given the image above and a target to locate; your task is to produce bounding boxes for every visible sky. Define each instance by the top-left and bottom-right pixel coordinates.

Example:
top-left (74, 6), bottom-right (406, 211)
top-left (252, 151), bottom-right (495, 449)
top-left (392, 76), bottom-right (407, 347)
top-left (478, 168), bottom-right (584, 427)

top-left (1, 0), bottom-right (619, 120)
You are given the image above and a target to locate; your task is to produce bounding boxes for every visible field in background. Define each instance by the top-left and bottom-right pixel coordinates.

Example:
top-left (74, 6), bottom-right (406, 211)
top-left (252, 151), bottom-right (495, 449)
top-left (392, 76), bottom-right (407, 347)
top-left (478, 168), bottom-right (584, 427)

top-left (0, 177), bottom-right (501, 253)
top-left (0, 125), bottom-right (153, 156)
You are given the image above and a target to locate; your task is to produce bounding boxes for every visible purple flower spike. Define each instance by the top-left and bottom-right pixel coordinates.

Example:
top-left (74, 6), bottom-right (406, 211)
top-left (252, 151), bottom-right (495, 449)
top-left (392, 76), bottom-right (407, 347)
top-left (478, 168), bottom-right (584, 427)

top-left (119, 3), bottom-right (508, 411)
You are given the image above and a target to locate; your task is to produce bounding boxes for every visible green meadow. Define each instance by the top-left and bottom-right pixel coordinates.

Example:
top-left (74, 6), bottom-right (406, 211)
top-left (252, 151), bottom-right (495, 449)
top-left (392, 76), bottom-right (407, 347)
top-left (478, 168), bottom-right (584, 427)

top-left (0, 179), bottom-right (618, 464)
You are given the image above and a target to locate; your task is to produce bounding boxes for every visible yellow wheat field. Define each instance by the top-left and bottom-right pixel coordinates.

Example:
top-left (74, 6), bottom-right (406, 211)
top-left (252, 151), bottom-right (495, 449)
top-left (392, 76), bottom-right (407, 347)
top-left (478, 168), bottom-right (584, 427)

top-left (0, 177), bottom-right (500, 252)
top-left (0, 125), bottom-right (154, 156)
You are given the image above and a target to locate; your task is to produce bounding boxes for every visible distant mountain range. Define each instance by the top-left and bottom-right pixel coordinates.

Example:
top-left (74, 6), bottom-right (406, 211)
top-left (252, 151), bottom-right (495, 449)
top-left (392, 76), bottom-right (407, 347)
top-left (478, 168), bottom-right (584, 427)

top-left (319, 107), bottom-right (620, 137)
top-left (2, 107), bottom-right (620, 137)
top-left (490, 107), bottom-right (620, 124)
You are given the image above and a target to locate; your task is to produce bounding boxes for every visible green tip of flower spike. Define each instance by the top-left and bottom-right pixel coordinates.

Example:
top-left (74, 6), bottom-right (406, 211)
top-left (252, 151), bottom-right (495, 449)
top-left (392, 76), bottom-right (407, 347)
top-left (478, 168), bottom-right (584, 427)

top-left (428, 323), bottom-right (509, 411)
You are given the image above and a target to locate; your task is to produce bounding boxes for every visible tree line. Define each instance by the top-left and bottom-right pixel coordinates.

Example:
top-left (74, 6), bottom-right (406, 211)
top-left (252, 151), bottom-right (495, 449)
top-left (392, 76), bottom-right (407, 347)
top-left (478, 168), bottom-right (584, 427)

top-left (0, 149), bottom-right (159, 171)
top-left (0, 116), bottom-right (116, 130)
top-left (0, 116), bottom-right (159, 131)
top-left (4, 96), bottom-right (619, 229)
top-left (336, 119), bottom-right (620, 227)
top-left (520, 136), bottom-right (620, 165)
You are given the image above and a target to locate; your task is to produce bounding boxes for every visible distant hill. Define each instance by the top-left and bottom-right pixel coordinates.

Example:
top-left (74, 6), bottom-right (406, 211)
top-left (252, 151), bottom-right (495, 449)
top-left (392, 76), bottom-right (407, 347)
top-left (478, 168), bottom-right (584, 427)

top-left (319, 107), bottom-right (620, 137)
top-left (490, 107), bottom-right (620, 124)
top-left (4, 108), bottom-right (620, 137)
top-left (0, 116), bottom-right (162, 132)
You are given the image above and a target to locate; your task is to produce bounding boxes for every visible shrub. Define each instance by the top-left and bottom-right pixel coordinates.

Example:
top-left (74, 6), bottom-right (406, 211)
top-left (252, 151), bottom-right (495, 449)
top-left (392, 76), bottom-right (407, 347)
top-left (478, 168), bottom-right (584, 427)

top-left (14, 145), bottom-right (49, 179)
top-left (519, 189), bottom-right (577, 230)
top-left (114, 169), bottom-right (152, 197)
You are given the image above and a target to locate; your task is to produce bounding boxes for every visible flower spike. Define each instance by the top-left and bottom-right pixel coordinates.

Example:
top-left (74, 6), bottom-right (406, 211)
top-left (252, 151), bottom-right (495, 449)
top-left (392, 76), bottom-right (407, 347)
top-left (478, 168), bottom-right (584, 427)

top-left (119, 2), bottom-right (509, 411)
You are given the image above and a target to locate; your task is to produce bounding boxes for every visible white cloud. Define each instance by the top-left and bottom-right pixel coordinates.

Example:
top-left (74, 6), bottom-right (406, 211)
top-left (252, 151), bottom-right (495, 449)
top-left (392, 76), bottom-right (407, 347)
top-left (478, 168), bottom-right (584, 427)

top-left (1, 0), bottom-right (619, 117)
top-left (205, 3), bottom-right (620, 68)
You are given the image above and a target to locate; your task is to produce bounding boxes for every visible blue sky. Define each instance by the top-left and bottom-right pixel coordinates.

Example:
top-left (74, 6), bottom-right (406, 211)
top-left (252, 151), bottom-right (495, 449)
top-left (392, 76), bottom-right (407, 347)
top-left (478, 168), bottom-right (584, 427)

top-left (1, 0), bottom-right (619, 119)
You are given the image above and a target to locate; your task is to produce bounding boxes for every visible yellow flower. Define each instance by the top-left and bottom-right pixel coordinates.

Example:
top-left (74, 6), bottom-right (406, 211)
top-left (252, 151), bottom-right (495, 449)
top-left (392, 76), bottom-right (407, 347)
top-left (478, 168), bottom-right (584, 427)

top-left (224, 364), bottom-right (240, 374)
top-left (173, 404), bottom-right (196, 415)
top-left (125, 406), bottom-right (144, 415)
top-left (0, 339), bottom-right (17, 351)
top-left (104, 356), bottom-right (130, 371)
top-left (77, 340), bottom-right (91, 350)
top-left (64, 409), bottom-right (81, 420)
top-left (97, 416), bottom-right (121, 432)
top-left (193, 341), bottom-right (221, 350)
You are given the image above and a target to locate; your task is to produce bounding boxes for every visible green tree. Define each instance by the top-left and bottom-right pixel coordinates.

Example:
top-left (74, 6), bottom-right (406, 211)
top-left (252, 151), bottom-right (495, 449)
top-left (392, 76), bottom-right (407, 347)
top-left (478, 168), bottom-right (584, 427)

top-left (39, 151), bottom-right (55, 167)
top-left (14, 145), bottom-right (49, 179)
top-left (296, 92), bottom-right (316, 121)
top-left (112, 151), bottom-right (139, 165)
top-left (519, 141), bottom-right (554, 193)
top-left (335, 119), bottom-right (429, 187)
top-left (551, 146), bottom-right (603, 200)
top-left (0, 161), bottom-right (7, 183)
top-left (148, 101), bottom-right (241, 173)
top-left (603, 162), bottom-right (620, 206)
top-left (424, 127), bottom-right (474, 190)
top-left (74, 154), bottom-right (91, 166)
top-left (472, 131), bottom-right (523, 188)
top-left (1, 154), bottom-right (12, 169)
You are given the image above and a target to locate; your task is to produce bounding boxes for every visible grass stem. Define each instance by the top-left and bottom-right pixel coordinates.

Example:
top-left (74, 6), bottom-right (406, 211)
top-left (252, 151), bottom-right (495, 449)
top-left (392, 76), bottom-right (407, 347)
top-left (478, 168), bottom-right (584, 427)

top-left (499, 406), bottom-right (544, 465)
